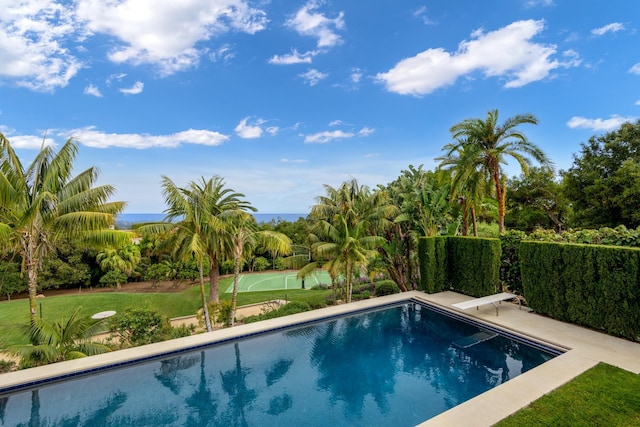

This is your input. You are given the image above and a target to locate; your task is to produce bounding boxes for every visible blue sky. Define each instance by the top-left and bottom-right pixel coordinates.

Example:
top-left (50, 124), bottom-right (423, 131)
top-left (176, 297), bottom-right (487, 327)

top-left (1, 0), bottom-right (639, 214)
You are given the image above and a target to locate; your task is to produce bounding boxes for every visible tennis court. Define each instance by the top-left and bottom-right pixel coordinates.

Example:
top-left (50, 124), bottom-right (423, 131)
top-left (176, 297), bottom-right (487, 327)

top-left (223, 270), bottom-right (332, 293)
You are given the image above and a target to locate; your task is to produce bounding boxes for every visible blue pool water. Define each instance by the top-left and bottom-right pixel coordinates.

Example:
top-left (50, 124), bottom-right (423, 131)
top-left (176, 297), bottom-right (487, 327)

top-left (0, 302), bottom-right (559, 426)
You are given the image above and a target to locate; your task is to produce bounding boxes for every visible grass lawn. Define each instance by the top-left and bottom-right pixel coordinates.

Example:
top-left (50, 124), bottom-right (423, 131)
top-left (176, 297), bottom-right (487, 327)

top-left (495, 362), bottom-right (640, 426)
top-left (0, 276), bottom-right (332, 349)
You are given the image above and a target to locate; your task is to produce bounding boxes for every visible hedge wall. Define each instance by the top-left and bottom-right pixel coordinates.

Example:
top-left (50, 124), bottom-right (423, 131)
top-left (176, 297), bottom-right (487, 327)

top-left (520, 241), bottom-right (640, 340)
top-left (419, 236), bottom-right (501, 297)
top-left (418, 236), bottom-right (448, 293)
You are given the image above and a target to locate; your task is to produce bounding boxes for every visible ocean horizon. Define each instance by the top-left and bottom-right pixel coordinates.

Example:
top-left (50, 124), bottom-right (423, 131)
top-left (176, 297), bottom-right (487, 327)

top-left (115, 212), bottom-right (308, 228)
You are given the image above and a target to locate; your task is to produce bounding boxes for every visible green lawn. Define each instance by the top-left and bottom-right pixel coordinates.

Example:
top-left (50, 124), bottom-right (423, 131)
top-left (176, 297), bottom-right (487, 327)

top-left (0, 276), bottom-right (332, 349)
top-left (495, 363), bottom-right (640, 426)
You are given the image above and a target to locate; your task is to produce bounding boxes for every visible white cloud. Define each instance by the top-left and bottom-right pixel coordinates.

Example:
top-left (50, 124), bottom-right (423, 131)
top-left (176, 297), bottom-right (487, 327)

top-left (591, 23), bottom-right (624, 36)
top-left (329, 120), bottom-right (344, 126)
top-left (209, 44), bottom-right (235, 62)
top-left (119, 81), bottom-right (144, 95)
top-left (299, 68), bottom-right (328, 86)
top-left (286, 1), bottom-right (345, 48)
top-left (4, 134), bottom-right (57, 149)
top-left (235, 117), bottom-right (266, 139)
top-left (350, 68), bottom-right (363, 83)
top-left (413, 6), bottom-right (436, 25)
top-left (266, 126), bottom-right (279, 136)
top-left (636, 100), bottom-right (640, 106)
top-left (629, 63), bottom-right (640, 75)
top-left (0, 1), bottom-right (82, 92)
top-left (566, 115), bottom-right (637, 131)
top-left (376, 20), bottom-right (580, 96)
top-left (524, 0), bottom-right (554, 7)
top-left (269, 49), bottom-right (317, 65)
top-left (304, 130), bottom-right (354, 143)
top-left (280, 158), bottom-right (308, 163)
top-left (66, 127), bottom-right (229, 148)
top-left (76, 0), bottom-right (268, 75)
top-left (358, 127), bottom-right (375, 137)
top-left (84, 84), bottom-right (102, 97)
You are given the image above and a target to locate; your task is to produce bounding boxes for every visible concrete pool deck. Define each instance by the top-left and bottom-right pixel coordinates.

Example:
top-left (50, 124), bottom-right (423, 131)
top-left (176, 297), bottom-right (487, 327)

top-left (417, 291), bottom-right (640, 426)
top-left (2, 290), bottom-right (640, 426)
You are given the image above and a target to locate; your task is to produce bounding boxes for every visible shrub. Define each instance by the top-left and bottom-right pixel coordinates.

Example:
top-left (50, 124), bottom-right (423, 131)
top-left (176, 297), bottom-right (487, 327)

top-left (199, 300), bottom-right (233, 327)
top-left (108, 305), bottom-right (192, 347)
top-left (375, 280), bottom-right (401, 296)
top-left (243, 301), bottom-right (311, 323)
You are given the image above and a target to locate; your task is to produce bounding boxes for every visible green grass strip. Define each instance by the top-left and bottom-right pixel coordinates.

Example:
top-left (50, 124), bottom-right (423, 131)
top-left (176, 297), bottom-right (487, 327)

top-left (495, 363), bottom-right (640, 426)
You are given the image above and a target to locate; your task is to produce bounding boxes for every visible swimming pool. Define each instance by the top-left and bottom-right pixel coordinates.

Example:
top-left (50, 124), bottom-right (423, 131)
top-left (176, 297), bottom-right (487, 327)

top-left (0, 298), bottom-right (560, 426)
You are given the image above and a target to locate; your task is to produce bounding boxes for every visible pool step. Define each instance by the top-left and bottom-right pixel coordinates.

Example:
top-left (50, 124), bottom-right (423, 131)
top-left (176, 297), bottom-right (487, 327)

top-left (452, 331), bottom-right (498, 349)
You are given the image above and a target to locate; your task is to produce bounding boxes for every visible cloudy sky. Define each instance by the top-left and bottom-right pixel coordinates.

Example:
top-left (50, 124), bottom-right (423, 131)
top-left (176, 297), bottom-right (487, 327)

top-left (1, 0), bottom-right (638, 214)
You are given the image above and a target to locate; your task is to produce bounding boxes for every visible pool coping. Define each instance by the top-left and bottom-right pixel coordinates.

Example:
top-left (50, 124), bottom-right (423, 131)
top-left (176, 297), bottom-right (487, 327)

top-left (2, 290), bottom-right (640, 426)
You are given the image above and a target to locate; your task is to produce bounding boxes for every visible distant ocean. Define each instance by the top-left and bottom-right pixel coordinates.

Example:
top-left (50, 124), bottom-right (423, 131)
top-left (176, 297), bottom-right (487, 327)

top-left (115, 213), bottom-right (307, 228)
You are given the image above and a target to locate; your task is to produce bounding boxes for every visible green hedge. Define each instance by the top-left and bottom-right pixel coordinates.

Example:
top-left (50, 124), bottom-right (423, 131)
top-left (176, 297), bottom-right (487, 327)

top-left (418, 236), bottom-right (448, 293)
top-left (520, 241), bottom-right (640, 340)
top-left (419, 236), bottom-right (501, 297)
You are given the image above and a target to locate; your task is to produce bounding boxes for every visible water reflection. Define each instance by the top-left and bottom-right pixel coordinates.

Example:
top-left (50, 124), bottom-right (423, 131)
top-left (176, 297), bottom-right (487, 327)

top-left (1, 303), bottom-right (556, 426)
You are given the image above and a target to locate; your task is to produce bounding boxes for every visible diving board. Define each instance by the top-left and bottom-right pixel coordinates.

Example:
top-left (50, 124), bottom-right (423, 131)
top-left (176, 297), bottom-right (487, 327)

top-left (452, 292), bottom-right (520, 316)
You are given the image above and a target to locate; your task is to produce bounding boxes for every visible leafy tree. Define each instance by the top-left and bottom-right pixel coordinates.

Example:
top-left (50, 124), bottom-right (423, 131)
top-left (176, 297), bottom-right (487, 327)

top-left (0, 135), bottom-right (128, 320)
top-left (0, 259), bottom-right (27, 300)
top-left (440, 109), bottom-right (553, 233)
top-left (5, 308), bottom-right (111, 367)
top-left (562, 120), bottom-right (640, 228)
top-left (97, 244), bottom-right (141, 287)
top-left (144, 262), bottom-right (172, 288)
top-left (506, 167), bottom-right (570, 232)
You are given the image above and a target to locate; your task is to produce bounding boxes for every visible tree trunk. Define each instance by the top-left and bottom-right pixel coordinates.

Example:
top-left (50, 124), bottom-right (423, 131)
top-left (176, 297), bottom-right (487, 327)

top-left (199, 262), bottom-right (212, 332)
top-left (208, 255), bottom-right (220, 303)
top-left (25, 237), bottom-right (38, 321)
top-left (230, 256), bottom-right (241, 327)
top-left (471, 207), bottom-right (478, 237)
top-left (492, 169), bottom-right (505, 234)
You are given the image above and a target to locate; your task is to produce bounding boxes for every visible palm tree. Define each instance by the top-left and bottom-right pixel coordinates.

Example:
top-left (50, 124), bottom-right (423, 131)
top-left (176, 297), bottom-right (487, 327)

top-left (5, 308), bottom-right (111, 367)
top-left (143, 176), bottom-right (256, 331)
top-left (441, 109), bottom-right (553, 233)
top-left (308, 179), bottom-right (395, 303)
top-left (222, 210), bottom-right (291, 326)
top-left (0, 135), bottom-right (128, 321)
top-left (437, 148), bottom-right (490, 236)
top-left (97, 243), bottom-right (141, 288)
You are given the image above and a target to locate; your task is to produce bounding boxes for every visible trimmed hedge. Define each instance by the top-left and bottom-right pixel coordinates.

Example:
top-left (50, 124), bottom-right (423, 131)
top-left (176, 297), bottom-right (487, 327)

top-left (419, 236), bottom-right (501, 297)
top-left (520, 241), bottom-right (640, 340)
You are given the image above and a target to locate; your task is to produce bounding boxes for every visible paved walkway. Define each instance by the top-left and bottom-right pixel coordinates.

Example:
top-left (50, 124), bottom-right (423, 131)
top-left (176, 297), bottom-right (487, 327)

top-left (415, 291), bottom-right (640, 426)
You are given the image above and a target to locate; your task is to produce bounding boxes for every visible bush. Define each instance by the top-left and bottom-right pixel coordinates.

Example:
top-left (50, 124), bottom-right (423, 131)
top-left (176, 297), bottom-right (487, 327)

top-left (199, 300), bottom-right (233, 327)
top-left (375, 280), bottom-right (401, 296)
top-left (108, 305), bottom-right (192, 347)
top-left (243, 301), bottom-right (311, 323)
top-left (99, 270), bottom-right (128, 288)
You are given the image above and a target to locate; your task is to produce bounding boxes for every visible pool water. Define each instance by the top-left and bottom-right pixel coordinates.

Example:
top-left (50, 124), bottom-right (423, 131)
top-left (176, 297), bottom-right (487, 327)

top-left (0, 302), bottom-right (558, 426)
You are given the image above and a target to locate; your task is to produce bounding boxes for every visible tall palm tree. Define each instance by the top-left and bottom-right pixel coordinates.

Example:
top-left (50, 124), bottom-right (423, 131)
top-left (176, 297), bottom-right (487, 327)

top-left (442, 109), bottom-right (553, 233)
top-left (0, 135), bottom-right (128, 320)
top-left (142, 176), bottom-right (255, 332)
top-left (222, 210), bottom-right (291, 326)
top-left (5, 308), bottom-right (111, 367)
top-left (309, 179), bottom-right (395, 303)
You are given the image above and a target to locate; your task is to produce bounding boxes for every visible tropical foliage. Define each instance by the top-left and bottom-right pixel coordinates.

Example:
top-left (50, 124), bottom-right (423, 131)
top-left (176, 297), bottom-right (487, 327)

top-left (0, 135), bottom-right (129, 320)
top-left (439, 109), bottom-right (553, 233)
top-left (5, 308), bottom-right (110, 367)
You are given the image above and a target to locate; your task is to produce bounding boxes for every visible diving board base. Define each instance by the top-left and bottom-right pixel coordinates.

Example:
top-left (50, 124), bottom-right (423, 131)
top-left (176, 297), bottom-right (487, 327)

top-left (451, 292), bottom-right (520, 316)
